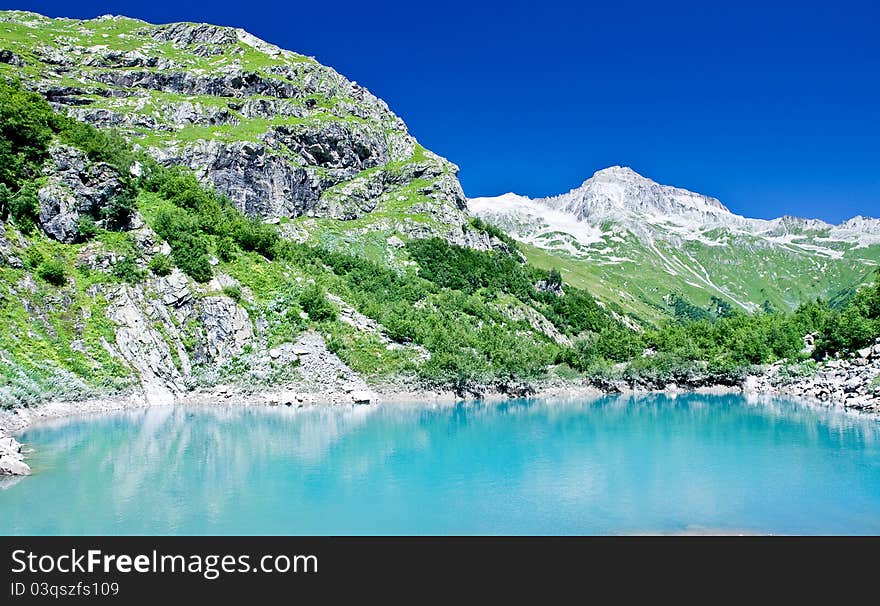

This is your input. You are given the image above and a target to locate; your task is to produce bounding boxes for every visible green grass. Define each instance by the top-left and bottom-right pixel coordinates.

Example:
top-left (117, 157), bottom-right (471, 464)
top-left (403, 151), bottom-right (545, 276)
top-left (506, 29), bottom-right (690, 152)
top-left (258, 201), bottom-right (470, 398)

top-left (518, 230), bottom-right (880, 328)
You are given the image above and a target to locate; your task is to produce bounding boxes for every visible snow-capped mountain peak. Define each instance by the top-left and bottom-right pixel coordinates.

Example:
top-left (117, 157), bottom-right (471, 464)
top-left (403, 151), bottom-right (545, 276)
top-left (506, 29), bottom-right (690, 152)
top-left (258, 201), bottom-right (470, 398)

top-left (469, 166), bottom-right (879, 247)
top-left (547, 166), bottom-right (732, 227)
top-left (467, 167), bottom-right (880, 315)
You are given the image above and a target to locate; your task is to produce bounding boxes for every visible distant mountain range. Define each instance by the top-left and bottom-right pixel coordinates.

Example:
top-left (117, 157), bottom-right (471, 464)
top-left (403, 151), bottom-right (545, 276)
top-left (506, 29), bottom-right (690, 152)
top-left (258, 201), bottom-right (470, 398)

top-left (469, 167), bottom-right (880, 322)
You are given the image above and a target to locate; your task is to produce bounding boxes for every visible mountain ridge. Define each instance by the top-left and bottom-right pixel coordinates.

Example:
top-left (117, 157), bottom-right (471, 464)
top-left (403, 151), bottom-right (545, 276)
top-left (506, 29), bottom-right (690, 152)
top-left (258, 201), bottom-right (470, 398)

top-left (473, 165), bottom-right (877, 235)
top-left (0, 9), bottom-right (503, 257)
top-left (470, 166), bottom-right (880, 320)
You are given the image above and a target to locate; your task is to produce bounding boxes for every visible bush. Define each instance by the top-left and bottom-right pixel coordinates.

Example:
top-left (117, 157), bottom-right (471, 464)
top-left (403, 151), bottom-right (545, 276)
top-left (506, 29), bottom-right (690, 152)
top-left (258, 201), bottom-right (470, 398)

top-left (216, 236), bottom-right (237, 262)
top-left (57, 121), bottom-right (134, 174)
top-left (299, 284), bottom-right (337, 322)
top-left (153, 207), bottom-right (212, 282)
top-left (36, 258), bottom-right (67, 286)
top-left (112, 255), bottom-right (145, 284)
top-left (147, 253), bottom-right (173, 277)
top-left (223, 284), bottom-right (242, 302)
top-left (232, 218), bottom-right (279, 258)
top-left (8, 182), bottom-right (40, 233)
top-left (101, 190), bottom-right (136, 231)
top-left (0, 81), bottom-right (59, 191)
top-left (170, 233), bottom-right (212, 283)
top-left (76, 215), bottom-right (99, 241)
top-left (23, 246), bottom-right (45, 270)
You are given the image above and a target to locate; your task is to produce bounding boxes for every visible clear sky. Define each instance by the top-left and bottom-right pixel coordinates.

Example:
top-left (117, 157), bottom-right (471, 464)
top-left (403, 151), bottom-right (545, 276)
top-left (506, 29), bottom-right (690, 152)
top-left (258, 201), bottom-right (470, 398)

top-left (5, 1), bottom-right (879, 222)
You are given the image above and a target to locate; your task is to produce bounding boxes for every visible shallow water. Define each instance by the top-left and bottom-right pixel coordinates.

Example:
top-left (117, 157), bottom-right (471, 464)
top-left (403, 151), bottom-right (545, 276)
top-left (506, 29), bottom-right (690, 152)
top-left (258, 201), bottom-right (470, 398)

top-left (2, 394), bottom-right (879, 535)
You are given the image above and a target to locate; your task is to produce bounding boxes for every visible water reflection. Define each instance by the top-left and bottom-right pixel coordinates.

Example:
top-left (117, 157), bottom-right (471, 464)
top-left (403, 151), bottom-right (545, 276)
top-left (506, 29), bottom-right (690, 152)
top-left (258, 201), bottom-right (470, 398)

top-left (2, 394), bottom-right (880, 535)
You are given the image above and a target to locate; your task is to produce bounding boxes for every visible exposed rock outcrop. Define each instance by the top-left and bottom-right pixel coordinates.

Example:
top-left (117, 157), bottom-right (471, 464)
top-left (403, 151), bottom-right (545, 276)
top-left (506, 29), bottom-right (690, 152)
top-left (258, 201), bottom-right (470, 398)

top-left (290, 330), bottom-right (370, 393)
top-left (2, 10), bottom-right (496, 252)
top-left (0, 221), bottom-right (23, 268)
top-left (38, 145), bottom-right (126, 243)
top-left (104, 270), bottom-right (254, 405)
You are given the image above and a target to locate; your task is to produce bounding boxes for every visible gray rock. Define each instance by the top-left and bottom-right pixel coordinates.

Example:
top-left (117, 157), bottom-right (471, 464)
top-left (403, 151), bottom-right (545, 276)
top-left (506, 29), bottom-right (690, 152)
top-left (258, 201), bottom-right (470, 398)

top-left (0, 49), bottom-right (24, 66)
top-left (157, 271), bottom-right (192, 307)
top-left (0, 436), bottom-right (30, 476)
top-left (195, 295), bottom-right (253, 363)
top-left (0, 221), bottom-right (23, 268)
top-left (351, 390), bottom-right (372, 404)
top-left (38, 145), bottom-right (126, 243)
top-left (0, 454), bottom-right (30, 476)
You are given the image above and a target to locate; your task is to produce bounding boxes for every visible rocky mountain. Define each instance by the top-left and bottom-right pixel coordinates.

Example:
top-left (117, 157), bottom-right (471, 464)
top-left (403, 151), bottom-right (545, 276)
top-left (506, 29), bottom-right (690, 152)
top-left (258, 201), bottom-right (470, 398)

top-left (470, 167), bottom-right (880, 322)
top-left (0, 10), bottom-right (498, 256)
top-left (0, 11), bottom-right (605, 410)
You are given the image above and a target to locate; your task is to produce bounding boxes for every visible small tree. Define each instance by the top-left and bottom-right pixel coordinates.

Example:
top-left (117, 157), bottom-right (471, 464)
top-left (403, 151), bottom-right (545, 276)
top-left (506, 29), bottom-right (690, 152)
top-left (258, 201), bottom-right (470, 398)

top-left (101, 190), bottom-right (136, 231)
top-left (299, 284), bottom-right (337, 322)
top-left (76, 215), bottom-right (99, 241)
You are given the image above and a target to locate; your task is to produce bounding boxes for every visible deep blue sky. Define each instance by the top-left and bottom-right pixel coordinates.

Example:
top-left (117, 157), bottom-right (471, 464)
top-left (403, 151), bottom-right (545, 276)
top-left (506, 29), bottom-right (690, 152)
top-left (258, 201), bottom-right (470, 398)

top-left (5, 1), bottom-right (879, 221)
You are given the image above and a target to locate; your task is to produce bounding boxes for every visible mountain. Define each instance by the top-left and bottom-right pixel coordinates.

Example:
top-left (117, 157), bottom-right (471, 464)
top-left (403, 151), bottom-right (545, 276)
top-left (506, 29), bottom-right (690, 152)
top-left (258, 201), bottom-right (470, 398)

top-left (0, 10), bottom-right (500, 259)
top-left (0, 11), bottom-right (612, 407)
top-left (469, 166), bottom-right (880, 322)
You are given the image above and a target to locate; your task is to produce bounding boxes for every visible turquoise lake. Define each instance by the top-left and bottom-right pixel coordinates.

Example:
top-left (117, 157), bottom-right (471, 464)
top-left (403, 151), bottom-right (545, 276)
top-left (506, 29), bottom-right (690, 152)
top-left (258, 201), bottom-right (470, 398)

top-left (2, 394), bottom-right (880, 535)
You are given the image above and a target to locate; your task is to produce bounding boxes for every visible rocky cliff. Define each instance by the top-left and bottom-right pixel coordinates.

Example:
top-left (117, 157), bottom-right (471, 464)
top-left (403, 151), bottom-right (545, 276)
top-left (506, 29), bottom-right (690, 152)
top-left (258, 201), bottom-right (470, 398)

top-left (0, 10), bottom-right (496, 250)
top-left (0, 12), bottom-right (581, 419)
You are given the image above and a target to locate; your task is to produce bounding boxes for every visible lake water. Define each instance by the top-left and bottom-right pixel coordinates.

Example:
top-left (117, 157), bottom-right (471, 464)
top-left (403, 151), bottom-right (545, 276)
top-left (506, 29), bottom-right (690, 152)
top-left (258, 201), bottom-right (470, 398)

top-left (2, 394), bottom-right (880, 535)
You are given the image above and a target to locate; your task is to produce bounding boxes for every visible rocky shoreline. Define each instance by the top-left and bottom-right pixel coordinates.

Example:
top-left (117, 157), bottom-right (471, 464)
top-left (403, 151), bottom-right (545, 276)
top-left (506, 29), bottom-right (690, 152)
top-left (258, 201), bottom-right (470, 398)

top-left (2, 341), bottom-right (879, 477)
top-left (745, 337), bottom-right (880, 414)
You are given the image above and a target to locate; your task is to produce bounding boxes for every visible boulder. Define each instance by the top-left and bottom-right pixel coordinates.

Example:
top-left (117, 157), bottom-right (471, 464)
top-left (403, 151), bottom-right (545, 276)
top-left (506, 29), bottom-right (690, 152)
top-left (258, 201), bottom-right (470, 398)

top-left (0, 455), bottom-right (30, 476)
top-left (0, 437), bottom-right (30, 476)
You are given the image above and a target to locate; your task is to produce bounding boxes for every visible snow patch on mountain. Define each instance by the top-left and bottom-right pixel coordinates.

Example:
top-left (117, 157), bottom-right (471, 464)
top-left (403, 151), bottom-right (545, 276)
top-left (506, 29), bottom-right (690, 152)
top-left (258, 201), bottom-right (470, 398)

top-left (468, 192), bottom-right (605, 255)
top-left (468, 166), bottom-right (880, 256)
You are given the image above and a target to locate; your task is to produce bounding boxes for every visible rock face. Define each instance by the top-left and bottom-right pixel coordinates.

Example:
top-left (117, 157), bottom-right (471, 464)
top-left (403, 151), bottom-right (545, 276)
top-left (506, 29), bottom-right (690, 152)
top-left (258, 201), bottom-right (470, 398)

top-left (38, 145), bottom-right (126, 243)
top-left (104, 270), bottom-right (254, 405)
top-left (0, 221), bottom-right (23, 268)
top-left (290, 330), bottom-right (371, 393)
top-left (1, 10), bottom-right (480, 245)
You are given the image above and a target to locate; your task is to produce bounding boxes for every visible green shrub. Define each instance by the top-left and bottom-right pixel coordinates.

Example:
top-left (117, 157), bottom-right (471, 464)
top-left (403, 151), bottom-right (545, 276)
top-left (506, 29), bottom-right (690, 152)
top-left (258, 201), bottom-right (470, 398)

top-left (0, 81), bottom-right (59, 192)
top-left (8, 182), bottom-right (40, 233)
top-left (112, 255), bottom-right (145, 284)
top-left (232, 218), bottom-right (279, 258)
top-left (24, 246), bottom-right (45, 270)
top-left (170, 233), bottom-right (212, 283)
top-left (223, 284), bottom-right (242, 302)
top-left (216, 236), bottom-right (237, 262)
top-left (299, 284), bottom-right (337, 322)
top-left (36, 258), bottom-right (67, 286)
top-left (153, 207), bottom-right (212, 282)
top-left (147, 253), bottom-right (173, 276)
top-left (101, 190), bottom-right (137, 231)
top-left (76, 215), bottom-right (99, 241)
top-left (57, 121), bottom-right (135, 174)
